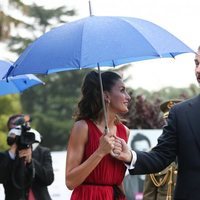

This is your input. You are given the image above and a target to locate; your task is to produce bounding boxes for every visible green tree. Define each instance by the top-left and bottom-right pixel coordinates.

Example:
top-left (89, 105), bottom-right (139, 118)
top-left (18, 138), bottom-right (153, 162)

top-left (0, 0), bottom-right (29, 41)
top-left (1, 0), bottom-right (77, 150)
top-left (125, 90), bottom-right (164, 129)
top-left (7, 2), bottom-right (75, 55)
top-left (125, 84), bottom-right (199, 130)
top-left (0, 95), bottom-right (21, 150)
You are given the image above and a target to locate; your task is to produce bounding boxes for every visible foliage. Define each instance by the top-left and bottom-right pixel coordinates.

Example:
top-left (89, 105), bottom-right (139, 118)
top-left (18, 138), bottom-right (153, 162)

top-left (125, 84), bottom-right (199, 130)
top-left (0, 0), bottom-right (77, 150)
top-left (8, 2), bottom-right (76, 55)
top-left (124, 89), bottom-right (164, 129)
top-left (0, 0), bottom-right (29, 41)
top-left (0, 0), bottom-right (76, 56)
top-left (0, 95), bottom-right (21, 150)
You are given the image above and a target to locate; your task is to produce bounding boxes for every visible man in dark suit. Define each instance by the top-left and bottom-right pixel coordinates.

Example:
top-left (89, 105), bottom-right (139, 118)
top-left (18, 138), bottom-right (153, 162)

top-left (114, 46), bottom-right (200, 200)
top-left (0, 114), bottom-right (54, 200)
top-left (143, 99), bottom-right (181, 200)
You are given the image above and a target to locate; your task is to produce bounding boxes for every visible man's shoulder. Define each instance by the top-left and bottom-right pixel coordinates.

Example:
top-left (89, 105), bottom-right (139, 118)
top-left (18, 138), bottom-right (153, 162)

top-left (35, 145), bottom-right (51, 153)
top-left (0, 150), bottom-right (10, 157)
top-left (173, 95), bottom-right (200, 110)
top-left (0, 151), bottom-right (11, 165)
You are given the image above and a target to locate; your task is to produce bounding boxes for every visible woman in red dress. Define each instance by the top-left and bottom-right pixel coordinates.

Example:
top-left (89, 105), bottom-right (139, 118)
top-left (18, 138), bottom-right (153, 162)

top-left (65, 70), bottom-right (131, 200)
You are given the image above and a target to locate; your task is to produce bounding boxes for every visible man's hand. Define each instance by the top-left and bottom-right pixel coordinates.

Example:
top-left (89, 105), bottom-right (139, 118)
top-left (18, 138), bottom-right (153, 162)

top-left (18, 147), bottom-right (32, 164)
top-left (113, 137), bottom-right (132, 163)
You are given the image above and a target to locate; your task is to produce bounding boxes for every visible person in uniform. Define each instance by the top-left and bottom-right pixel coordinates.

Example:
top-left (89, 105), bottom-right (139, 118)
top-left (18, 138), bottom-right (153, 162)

top-left (143, 99), bottom-right (182, 200)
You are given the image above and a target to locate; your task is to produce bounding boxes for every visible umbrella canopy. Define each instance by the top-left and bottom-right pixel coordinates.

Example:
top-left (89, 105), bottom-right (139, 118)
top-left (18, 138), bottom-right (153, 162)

top-left (5, 16), bottom-right (193, 134)
top-left (0, 60), bottom-right (44, 96)
top-left (7, 16), bottom-right (193, 76)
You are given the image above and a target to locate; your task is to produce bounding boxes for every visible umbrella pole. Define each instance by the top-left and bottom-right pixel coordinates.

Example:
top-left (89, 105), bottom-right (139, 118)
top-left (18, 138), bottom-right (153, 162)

top-left (97, 64), bottom-right (109, 135)
top-left (88, 0), bottom-right (93, 16)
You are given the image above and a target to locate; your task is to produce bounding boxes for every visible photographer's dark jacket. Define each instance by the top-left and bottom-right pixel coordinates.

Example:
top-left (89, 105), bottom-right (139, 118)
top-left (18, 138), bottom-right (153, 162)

top-left (31, 145), bottom-right (54, 200)
top-left (0, 145), bottom-right (54, 200)
top-left (0, 150), bottom-right (34, 200)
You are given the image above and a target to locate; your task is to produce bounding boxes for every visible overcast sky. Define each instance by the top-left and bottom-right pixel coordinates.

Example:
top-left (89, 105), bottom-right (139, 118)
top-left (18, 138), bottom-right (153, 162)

top-left (4, 0), bottom-right (200, 90)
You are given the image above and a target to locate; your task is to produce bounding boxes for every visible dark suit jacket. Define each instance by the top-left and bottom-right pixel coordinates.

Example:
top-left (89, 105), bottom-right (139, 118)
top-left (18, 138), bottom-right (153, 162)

top-left (0, 151), bottom-right (34, 200)
top-left (32, 145), bottom-right (54, 200)
top-left (129, 95), bottom-right (200, 200)
top-left (0, 145), bottom-right (54, 200)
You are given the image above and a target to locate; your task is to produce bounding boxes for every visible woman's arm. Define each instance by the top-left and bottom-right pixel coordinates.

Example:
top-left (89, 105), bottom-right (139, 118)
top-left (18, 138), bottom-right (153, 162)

top-left (65, 120), bottom-right (115, 190)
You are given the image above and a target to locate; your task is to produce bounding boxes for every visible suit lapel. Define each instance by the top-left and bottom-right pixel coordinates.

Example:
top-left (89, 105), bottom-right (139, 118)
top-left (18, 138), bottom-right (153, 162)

top-left (186, 95), bottom-right (200, 150)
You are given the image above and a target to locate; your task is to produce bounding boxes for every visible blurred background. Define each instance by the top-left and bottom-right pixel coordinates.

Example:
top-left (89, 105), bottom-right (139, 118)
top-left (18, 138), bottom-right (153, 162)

top-left (0, 0), bottom-right (200, 199)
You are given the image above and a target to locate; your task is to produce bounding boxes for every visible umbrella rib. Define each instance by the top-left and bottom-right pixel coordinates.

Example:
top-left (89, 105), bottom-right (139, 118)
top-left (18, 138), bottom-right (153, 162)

top-left (79, 19), bottom-right (86, 69)
top-left (14, 44), bottom-right (36, 71)
top-left (118, 17), bottom-right (163, 57)
top-left (112, 60), bottom-right (116, 68)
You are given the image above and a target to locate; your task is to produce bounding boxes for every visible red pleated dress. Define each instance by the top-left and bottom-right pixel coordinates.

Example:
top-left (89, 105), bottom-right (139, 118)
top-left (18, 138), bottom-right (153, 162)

top-left (70, 119), bottom-right (128, 200)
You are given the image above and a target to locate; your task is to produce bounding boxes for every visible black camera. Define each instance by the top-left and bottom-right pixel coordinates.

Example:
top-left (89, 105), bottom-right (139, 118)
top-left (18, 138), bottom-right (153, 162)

top-left (13, 115), bottom-right (36, 150)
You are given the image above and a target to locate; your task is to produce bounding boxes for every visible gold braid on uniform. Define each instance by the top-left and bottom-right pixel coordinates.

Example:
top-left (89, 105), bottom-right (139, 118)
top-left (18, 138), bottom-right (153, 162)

top-left (149, 166), bottom-right (175, 200)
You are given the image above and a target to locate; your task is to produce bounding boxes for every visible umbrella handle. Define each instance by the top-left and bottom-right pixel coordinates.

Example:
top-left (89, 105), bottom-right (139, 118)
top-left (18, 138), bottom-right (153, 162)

top-left (97, 65), bottom-right (109, 135)
top-left (97, 65), bottom-right (119, 157)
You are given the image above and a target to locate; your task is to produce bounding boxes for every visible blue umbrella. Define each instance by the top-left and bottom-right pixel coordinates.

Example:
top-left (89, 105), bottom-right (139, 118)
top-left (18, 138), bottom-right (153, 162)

top-left (0, 60), bottom-right (44, 96)
top-left (7, 16), bottom-right (193, 76)
top-left (6, 16), bottom-right (193, 133)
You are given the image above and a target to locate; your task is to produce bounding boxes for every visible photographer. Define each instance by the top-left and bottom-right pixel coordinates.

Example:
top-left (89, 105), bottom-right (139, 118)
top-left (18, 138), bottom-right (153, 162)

top-left (0, 114), bottom-right (54, 200)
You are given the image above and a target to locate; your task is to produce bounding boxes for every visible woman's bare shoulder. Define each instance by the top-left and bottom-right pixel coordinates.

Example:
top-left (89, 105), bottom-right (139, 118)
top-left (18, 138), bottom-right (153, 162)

top-left (73, 120), bottom-right (88, 130)
top-left (70, 120), bottom-right (89, 139)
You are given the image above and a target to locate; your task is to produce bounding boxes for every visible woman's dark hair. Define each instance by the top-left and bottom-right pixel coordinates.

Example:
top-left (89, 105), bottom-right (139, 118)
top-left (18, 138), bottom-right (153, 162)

top-left (74, 70), bottom-right (121, 121)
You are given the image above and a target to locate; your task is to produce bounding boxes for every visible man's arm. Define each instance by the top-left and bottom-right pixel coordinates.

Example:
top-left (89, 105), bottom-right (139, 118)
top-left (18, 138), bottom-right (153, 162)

top-left (114, 111), bottom-right (177, 175)
top-left (32, 146), bottom-right (54, 186)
